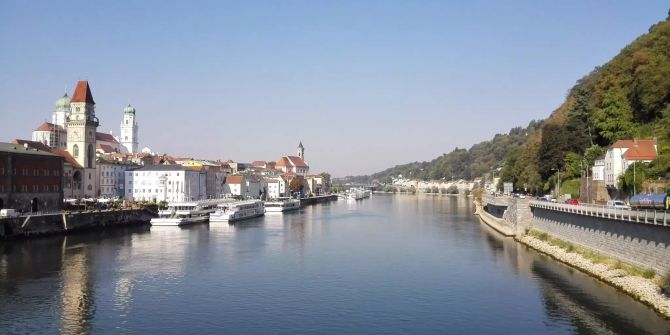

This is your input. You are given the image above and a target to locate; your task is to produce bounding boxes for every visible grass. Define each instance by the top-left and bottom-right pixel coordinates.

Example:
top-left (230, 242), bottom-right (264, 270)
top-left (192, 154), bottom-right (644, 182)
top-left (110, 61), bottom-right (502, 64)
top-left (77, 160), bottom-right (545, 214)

top-left (526, 229), bottom-right (656, 280)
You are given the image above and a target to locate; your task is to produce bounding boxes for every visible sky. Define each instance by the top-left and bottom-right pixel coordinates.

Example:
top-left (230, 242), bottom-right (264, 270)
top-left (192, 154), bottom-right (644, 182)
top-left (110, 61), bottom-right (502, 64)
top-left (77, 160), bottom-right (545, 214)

top-left (1, 1), bottom-right (668, 177)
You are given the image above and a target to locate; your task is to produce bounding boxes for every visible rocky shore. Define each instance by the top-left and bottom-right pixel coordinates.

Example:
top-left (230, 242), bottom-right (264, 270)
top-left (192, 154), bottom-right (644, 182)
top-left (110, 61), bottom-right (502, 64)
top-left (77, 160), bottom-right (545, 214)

top-left (517, 234), bottom-right (670, 319)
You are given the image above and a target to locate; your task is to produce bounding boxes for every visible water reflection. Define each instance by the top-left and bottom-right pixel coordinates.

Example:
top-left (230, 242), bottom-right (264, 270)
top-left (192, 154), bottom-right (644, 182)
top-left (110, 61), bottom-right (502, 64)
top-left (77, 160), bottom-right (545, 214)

top-left (0, 197), bottom-right (669, 334)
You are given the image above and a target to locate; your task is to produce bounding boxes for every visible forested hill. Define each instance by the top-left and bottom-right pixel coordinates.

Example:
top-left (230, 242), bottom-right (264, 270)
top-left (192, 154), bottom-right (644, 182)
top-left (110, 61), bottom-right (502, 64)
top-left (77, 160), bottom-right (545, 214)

top-left (340, 120), bottom-right (543, 184)
top-left (343, 11), bottom-right (670, 193)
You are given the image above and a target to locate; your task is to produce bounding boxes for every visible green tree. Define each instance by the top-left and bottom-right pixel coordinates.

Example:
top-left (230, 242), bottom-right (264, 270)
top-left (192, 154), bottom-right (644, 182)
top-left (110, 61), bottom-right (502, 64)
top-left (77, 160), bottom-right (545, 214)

top-left (563, 152), bottom-right (583, 180)
top-left (538, 123), bottom-right (571, 179)
top-left (594, 88), bottom-right (635, 144)
top-left (564, 86), bottom-right (593, 153)
top-left (618, 162), bottom-right (649, 196)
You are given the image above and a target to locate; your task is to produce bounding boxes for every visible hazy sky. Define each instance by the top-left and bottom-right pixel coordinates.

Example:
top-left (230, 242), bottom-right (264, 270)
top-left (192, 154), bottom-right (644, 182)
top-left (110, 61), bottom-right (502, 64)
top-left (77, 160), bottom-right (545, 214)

top-left (1, 1), bottom-right (668, 177)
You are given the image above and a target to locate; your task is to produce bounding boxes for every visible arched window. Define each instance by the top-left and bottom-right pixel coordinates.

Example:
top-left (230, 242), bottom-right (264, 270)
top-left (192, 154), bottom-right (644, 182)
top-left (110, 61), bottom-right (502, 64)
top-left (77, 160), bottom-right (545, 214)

top-left (87, 144), bottom-right (94, 168)
top-left (73, 144), bottom-right (79, 158)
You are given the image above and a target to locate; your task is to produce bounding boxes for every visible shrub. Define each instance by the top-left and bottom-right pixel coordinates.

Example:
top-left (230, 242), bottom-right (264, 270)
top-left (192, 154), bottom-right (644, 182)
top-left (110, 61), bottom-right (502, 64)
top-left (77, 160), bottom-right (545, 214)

top-left (642, 268), bottom-right (656, 279)
top-left (661, 271), bottom-right (670, 294)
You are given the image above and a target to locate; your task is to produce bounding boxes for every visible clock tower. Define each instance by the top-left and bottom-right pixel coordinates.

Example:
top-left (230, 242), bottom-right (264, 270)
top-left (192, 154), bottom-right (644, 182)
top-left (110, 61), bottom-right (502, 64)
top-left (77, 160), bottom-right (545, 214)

top-left (66, 81), bottom-right (99, 196)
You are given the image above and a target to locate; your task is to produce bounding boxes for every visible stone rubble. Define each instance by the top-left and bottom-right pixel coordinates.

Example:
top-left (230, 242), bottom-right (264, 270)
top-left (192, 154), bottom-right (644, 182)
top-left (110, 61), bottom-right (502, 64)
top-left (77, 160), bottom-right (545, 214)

top-left (517, 234), bottom-right (670, 319)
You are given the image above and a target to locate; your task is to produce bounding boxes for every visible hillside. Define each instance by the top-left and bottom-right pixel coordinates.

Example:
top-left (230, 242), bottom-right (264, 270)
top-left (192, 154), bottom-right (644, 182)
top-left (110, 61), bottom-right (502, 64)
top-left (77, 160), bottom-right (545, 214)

top-left (343, 12), bottom-right (670, 193)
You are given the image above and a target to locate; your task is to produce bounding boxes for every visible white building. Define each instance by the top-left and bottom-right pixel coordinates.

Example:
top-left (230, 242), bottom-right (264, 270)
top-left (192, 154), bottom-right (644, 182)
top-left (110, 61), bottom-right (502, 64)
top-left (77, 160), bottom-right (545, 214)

top-left (602, 139), bottom-right (657, 188)
top-left (592, 157), bottom-right (605, 181)
top-left (125, 165), bottom-right (206, 202)
top-left (66, 81), bottom-right (99, 197)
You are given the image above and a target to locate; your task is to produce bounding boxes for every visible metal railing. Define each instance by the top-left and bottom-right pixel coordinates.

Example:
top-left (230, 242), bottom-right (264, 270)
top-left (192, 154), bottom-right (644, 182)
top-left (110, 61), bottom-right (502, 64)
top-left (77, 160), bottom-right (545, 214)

top-left (529, 200), bottom-right (669, 227)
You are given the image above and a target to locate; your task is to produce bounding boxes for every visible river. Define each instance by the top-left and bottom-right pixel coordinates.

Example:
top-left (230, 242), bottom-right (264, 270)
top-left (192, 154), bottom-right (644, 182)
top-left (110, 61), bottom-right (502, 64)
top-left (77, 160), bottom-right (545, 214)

top-left (1, 194), bottom-right (668, 334)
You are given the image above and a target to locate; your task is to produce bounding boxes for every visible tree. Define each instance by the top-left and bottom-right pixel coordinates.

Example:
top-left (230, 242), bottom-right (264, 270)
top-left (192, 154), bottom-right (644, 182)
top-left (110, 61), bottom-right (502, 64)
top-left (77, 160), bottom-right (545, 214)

top-left (538, 123), bottom-right (571, 179)
top-left (618, 162), bottom-right (649, 196)
top-left (564, 86), bottom-right (593, 153)
top-left (289, 178), bottom-right (303, 193)
top-left (563, 152), bottom-right (583, 180)
top-left (594, 88), bottom-right (635, 144)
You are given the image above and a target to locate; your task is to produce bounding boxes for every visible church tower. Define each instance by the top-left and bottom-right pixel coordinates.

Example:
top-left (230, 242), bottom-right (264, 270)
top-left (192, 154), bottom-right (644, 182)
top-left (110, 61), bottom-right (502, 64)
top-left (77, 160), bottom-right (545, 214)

top-left (52, 92), bottom-right (71, 127)
top-left (66, 81), bottom-right (99, 196)
top-left (120, 104), bottom-right (138, 153)
top-left (297, 141), bottom-right (305, 161)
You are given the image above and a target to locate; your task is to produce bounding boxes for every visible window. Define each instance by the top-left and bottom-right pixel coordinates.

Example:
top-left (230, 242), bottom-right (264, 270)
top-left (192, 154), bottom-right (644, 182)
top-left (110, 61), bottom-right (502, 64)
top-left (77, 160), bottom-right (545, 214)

top-left (73, 144), bottom-right (79, 158)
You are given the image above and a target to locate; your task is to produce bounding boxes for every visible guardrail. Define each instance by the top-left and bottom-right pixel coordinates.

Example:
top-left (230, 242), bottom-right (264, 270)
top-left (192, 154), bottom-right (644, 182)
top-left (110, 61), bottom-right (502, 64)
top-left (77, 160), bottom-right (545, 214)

top-left (529, 200), bottom-right (669, 227)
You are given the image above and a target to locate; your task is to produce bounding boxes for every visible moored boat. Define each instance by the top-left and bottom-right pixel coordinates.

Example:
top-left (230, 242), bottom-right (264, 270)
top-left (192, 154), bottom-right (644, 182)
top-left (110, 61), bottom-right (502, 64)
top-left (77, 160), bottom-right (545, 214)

top-left (209, 200), bottom-right (265, 223)
top-left (150, 199), bottom-right (223, 226)
top-left (264, 198), bottom-right (301, 213)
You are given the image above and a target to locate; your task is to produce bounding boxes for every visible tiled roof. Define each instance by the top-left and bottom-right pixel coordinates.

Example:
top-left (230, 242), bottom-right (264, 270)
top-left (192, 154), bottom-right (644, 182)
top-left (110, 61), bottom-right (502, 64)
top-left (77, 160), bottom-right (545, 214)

top-left (11, 139), bottom-right (52, 152)
top-left (225, 176), bottom-right (244, 184)
top-left (252, 161), bottom-right (267, 167)
top-left (34, 122), bottom-right (65, 132)
top-left (71, 81), bottom-right (95, 104)
top-left (96, 132), bottom-right (119, 143)
top-left (0, 142), bottom-right (59, 157)
top-left (51, 149), bottom-right (82, 168)
top-left (275, 156), bottom-right (308, 168)
top-left (611, 139), bottom-right (656, 149)
top-left (96, 144), bottom-right (115, 153)
top-left (622, 144), bottom-right (657, 161)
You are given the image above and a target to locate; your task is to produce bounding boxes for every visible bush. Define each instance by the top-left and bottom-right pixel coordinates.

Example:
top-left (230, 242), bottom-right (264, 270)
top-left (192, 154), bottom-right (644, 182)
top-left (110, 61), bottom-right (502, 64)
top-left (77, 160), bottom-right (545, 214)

top-left (642, 268), bottom-right (656, 279)
top-left (446, 185), bottom-right (459, 194)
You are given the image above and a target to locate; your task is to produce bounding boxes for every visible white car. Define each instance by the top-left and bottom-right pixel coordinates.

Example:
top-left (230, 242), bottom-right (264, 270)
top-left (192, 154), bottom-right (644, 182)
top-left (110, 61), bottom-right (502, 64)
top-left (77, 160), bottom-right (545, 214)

top-left (606, 200), bottom-right (630, 210)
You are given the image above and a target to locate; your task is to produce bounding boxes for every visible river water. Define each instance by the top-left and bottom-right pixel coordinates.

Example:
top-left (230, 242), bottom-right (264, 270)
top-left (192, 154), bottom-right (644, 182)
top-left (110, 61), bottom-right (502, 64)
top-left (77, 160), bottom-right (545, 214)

top-left (1, 195), bottom-right (668, 334)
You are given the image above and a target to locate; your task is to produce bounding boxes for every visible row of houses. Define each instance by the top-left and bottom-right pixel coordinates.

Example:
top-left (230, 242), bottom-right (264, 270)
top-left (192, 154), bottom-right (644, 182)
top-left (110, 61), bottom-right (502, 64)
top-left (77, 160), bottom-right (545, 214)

top-left (390, 176), bottom-right (479, 193)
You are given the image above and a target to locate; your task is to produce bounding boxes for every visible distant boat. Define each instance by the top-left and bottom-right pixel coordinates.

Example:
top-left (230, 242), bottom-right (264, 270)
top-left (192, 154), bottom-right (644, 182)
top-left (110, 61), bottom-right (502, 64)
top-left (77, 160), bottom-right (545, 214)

top-left (209, 200), bottom-right (265, 223)
top-left (347, 188), bottom-right (372, 200)
top-left (264, 197), bottom-right (301, 213)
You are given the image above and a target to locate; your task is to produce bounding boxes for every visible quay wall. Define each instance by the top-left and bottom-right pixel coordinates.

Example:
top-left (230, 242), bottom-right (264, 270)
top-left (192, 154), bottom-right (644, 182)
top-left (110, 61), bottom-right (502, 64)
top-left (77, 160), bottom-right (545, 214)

top-left (0, 209), bottom-right (154, 239)
top-left (301, 195), bottom-right (338, 206)
top-left (531, 207), bottom-right (670, 273)
top-left (481, 196), bottom-right (670, 273)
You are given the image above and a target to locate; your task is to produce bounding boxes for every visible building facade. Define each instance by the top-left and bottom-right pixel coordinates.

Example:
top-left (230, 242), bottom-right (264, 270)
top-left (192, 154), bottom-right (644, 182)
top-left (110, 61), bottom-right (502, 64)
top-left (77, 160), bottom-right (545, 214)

top-left (602, 139), bottom-right (657, 188)
top-left (0, 142), bottom-right (64, 212)
top-left (97, 159), bottom-right (138, 198)
top-left (125, 165), bottom-right (206, 202)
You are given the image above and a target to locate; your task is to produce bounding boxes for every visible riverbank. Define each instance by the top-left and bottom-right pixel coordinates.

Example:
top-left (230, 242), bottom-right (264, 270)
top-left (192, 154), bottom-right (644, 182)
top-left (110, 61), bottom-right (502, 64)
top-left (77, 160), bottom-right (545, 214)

top-left (0, 209), bottom-right (155, 239)
top-left (516, 232), bottom-right (670, 319)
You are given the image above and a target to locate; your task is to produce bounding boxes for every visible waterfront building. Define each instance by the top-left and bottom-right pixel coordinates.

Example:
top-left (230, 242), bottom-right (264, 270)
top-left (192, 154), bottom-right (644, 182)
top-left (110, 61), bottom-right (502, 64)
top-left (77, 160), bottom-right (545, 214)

top-left (96, 158), bottom-right (139, 198)
top-left (602, 139), bottom-right (657, 188)
top-left (223, 175), bottom-right (245, 197)
top-left (125, 165), bottom-right (206, 202)
top-left (66, 81), bottom-right (99, 197)
top-left (304, 174), bottom-right (325, 195)
top-left (119, 104), bottom-right (139, 154)
top-left (0, 142), bottom-right (64, 212)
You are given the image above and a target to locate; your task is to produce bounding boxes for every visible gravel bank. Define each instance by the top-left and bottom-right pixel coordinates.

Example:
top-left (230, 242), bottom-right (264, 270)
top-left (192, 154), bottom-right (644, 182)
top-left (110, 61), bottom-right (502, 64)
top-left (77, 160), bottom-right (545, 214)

top-left (517, 234), bottom-right (670, 319)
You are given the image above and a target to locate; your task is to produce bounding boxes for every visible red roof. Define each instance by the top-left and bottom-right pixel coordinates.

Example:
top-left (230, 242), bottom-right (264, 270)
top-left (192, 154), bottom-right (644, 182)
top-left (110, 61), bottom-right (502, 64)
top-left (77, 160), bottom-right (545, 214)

top-left (96, 144), bottom-right (115, 153)
top-left (71, 81), bottom-right (95, 104)
top-left (51, 149), bottom-right (82, 168)
top-left (252, 161), bottom-right (267, 167)
top-left (225, 176), bottom-right (244, 184)
top-left (96, 132), bottom-right (119, 143)
top-left (11, 139), bottom-right (52, 152)
top-left (611, 139), bottom-right (656, 149)
top-left (622, 144), bottom-right (657, 161)
top-left (275, 156), bottom-right (308, 168)
top-left (34, 122), bottom-right (64, 132)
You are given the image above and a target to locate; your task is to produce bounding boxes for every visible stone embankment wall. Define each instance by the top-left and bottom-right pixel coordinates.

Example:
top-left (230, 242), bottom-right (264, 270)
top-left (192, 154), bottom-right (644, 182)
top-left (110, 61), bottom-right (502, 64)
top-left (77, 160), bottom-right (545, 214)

top-left (532, 207), bottom-right (670, 273)
top-left (0, 209), bottom-right (154, 239)
top-left (480, 196), bottom-right (670, 273)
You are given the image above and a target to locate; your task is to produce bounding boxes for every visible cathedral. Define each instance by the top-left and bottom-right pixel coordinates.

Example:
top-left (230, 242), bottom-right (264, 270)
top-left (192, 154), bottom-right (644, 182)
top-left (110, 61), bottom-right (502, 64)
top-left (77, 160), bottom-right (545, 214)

top-left (31, 81), bottom-right (140, 155)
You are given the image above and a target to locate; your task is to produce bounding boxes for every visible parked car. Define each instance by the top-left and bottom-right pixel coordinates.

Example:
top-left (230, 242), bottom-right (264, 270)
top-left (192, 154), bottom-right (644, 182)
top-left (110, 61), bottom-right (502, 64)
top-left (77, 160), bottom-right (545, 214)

top-left (566, 198), bottom-right (580, 205)
top-left (606, 200), bottom-right (630, 210)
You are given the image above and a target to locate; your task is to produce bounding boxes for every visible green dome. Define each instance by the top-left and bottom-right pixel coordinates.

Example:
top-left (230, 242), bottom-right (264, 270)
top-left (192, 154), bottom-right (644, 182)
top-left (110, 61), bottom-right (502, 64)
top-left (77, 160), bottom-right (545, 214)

top-left (56, 93), bottom-right (71, 109)
top-left (124, 104), bottom-right (136, 114)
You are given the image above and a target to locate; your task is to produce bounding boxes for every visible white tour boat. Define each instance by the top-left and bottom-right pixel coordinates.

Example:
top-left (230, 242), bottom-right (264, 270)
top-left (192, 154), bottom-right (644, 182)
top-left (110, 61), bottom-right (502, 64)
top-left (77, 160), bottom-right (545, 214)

top-left (347, 188), bottom-right (372, 200)
top-left (209, 200), bottom-right (265, 223)
top-left (150, 199), bottom-right (222, 226)
top-left (264, 198), bottom-right (301, 213)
